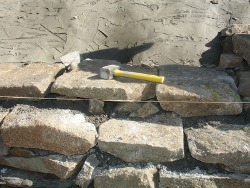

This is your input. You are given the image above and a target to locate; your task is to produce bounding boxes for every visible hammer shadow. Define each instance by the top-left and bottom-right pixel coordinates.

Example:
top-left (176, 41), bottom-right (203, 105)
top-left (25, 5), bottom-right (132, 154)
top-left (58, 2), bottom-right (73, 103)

top-left (80, 43), bottom-right (154, 64)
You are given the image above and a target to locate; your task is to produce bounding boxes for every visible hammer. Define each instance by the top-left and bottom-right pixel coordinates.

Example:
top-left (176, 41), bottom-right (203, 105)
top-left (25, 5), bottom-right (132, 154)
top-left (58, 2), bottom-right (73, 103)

top-left (100, 65), bottom-right (165, 83)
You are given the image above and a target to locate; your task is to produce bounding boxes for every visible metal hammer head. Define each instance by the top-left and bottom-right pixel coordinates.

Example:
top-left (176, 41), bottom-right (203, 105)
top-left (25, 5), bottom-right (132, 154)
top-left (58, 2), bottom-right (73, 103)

top-left (100, 65), bottom-right (120, 80)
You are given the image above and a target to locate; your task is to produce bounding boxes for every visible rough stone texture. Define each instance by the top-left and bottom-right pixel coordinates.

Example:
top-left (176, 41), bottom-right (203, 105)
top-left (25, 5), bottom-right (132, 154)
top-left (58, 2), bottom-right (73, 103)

top-left (8, 148), bottom-right (35, 157)
top-left (0, 62), bottom-right (64, 97)
top-left (0, 167), bottom-right (75, 188)
top-left (221, 24), bottom-right (250, 36)
top-left (237, 71), bottom-right (250, 97)
top-left (185, 124), bottom-right (250, 173)
top-left (76, 154), bottom-right (100, 188)
top-left (0, 108), bottom-right (9, 122)
top-left (98, 113), bottom-right (184, 163)
top-left (1, 105), bottom-right (97, 155)
top-left (94, 167), bottom-right (157, 188)
top-left (156, 65), bottom-right (242, 117)
top-left (0, 155), bottom-right (84, 179)
top-left (219, 53), bottom-right (243, 68)
top-left (0, 1), bottom-right (249, 66)
top-left (0, 136), bottom-right (9, 156)
top-left (89, 100), bottom-right (105, 115)
top-left (233, 34), bottom-right (250, 64)
top-left (130, 102), bottom-right (160, 118)
top-left (243, 97), bottom-right (250, 121)
top-left (52, 59), bottom-right (156, 101)
top-left (160, 170), bottom-right (250, 188)
top-left (114, 102), bottom-right (142, 114)
top-left (222, 35), bottom-right (234, 53)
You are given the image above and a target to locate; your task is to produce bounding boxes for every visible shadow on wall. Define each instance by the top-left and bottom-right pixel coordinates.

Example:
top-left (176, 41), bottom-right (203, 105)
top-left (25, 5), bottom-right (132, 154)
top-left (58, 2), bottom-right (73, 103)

top-left (199, 33), bottom-right (223, 66)
top-left (80, 43), bottom-right (154, 64)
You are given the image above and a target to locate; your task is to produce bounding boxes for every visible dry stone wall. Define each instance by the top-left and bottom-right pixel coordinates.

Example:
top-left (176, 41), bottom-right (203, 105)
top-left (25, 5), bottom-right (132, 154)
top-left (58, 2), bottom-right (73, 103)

top-left (0, 1), bottom-right (250, 187)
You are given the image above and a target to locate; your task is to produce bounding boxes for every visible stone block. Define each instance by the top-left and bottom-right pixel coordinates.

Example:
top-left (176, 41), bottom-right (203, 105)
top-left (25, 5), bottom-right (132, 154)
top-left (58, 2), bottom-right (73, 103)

top-left (76, 154), bottom-right (100, 188)
top-left (185, 123), bottom-right (250, 173)
top-left (94, 167), bottom-right (157, 188)
top-left (160, 170), bottom-right (250, 188)
top-left (98, 113), bottom-right (184, 163)
top-left (221, 24), bottom-right (250, 36)
top-left (0, 63), bottom-right (64, 97)
top-left (1, 105), bottom-right (97, 155)
top-left (156, 65), bottom-right (242, 117)
top-left (129, 102), bottom-right (160, 118)
top-left (238, 71), bottom-right (250, 97)
top-left (219, 53), bottom-right (243, 68)
top-left (89, 99), bottom-right (105, 114)
top-left (233, 34), bottom-right (250, 64)
top-left (52, 59), bottom-right (156, 101)
top-left (0, 155), bottom-right (84, 179)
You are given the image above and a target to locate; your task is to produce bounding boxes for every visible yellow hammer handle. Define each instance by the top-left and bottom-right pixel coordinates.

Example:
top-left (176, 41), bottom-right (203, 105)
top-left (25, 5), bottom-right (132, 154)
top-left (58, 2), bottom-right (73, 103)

top-left (113, 69), bottom-right (165, 83)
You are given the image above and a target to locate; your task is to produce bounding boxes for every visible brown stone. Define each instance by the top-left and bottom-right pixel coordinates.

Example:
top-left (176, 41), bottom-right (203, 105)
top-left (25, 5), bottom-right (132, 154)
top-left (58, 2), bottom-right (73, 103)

top-left (88, 99), bottom-right (105, 114)
top-left (160, 170), bottom-right (250, 188)
top-left (185, 123), bottom-right (250, 173)
top-left (221, 24), bottom-right (250, 36)
top-left (1, 105), bottom-right (97, 155)
top-left (233, 34), bottom-right (250, 64)
top-left (222, 35), bottom-right (234, 53)
top-left (156, 65), bottom-right (242, 117)
top-left (98, 113), bottom-right (184, 163)
top-left (219, 53), bottom-right (243, 68)
top-left (52, 59), bottom-right (156, 101)
top-left (0, 155), bottom-right (84, 179)
top-left (238, 71), bottom-right (250, 97)
top-left (130, 102), bottom-right (159, 118)
top-left (94, 167), bottom-right (157, 188)
top-left (9, 148), bottom-right (35, 157)
top-left (0, 63), bottom-right (64, 97)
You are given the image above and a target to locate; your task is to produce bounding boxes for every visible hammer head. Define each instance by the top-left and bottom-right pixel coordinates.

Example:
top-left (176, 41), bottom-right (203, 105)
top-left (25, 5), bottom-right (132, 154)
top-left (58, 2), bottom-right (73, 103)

top-left (100, 65), bottom-right (120, 80)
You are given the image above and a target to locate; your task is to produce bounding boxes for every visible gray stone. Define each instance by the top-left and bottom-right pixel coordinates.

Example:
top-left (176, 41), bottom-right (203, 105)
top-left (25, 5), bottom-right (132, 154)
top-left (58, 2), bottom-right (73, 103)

top-left (52, 59), bottom-right (156, 101)
top-left (219, 53), bottom-right (243, 68)
top-left (238, 71), bottom-right (250, 97)
top-left (0, 108), bottom-right (9, 122)
top-left (0, 63), bottom-right (64, 97)
top-left (89, 99), bottom-right (105, 114)
top-left (98, 113), bottom-right (184, 163)
top-left (0, 155), bottom-right (84, 179)
top-left (130, 102), bottom-right (159, 118)
top-left (222, 36), bottom-right (234, 53)
top-left (233, 34), bottom-right (250, 64)
top-left (221, 24), bottom-right (250, 36)
top-left (185, 124), bottom-right (250, 173)
top-left (94, 167), bottom-right (157, 188)
top-left (160, 170), bottom-right (250, 188)
top-left (114, 102), bottom-right (142, 114)
top-left (1, 105), bottom-right (97, 155)
top-left (60, 51), bottom-right (80, 71)
top-left (0, 136), bottom-right (9, 156)
top-left (76, 154), bottom-right (100, 188)
top-left (156, 65), bottom-right (242, 117)
top-left (0, 167), bottom-right (75, 188)
top-left (8, 148), bottom-right (35, 157)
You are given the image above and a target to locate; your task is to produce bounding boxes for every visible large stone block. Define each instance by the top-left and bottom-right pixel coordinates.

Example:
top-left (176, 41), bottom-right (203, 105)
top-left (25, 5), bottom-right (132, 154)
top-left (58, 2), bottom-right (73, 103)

top-left (185, 124), bottom-right (250, 173)
top-left (98, 113), bottom-right (184, 163)
top-left (160, 170), bottom-right (250, 188)
top-left (0, 155), bottom-right (84, 179)
top-left (156, 65), bottom-right (242, 117)
top-left (1, 105), bottom-right (97, 155)
top-left (219, 53), bottom-right (243, 68)
top-left (0, 63), bottom-right (64, 97)
top-left (233, 34), bottom-right (250, 64)
top-left (94, 167), bottom-right (157, 188)
top-left (0, 167), bottom-right (75, 188)
top-left (238, 71), bottom-right (250, 97)
top-left (52, 59), bottom-right (156, 101)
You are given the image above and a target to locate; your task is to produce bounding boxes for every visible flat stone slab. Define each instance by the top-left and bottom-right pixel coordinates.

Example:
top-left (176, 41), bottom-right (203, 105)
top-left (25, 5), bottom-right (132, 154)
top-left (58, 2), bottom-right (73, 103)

top-left (160, 169), bottom-right (250, 188)
top-left (0, 108), bottom-right (9, 122)
top-left (94, 167), bottom-right (157, 188)
top-left (233, 34), bottom-right (250, 64)
top-left (156, 65), bottom-right (242, 117)
top-left (0, 167), bottom-right (75, 188)
top-left (185, 123), bottom-right (250, 173)
top-left (0, 155), bottom-right (84, 179)
top-left (98, 113), bottom-right (184, 163)
top-left (0, 63), bottom-right (64, 97)
top-left (52, 59), bottom-right (156, 101)
top-left (1, 105), bottom-right (97, 155)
